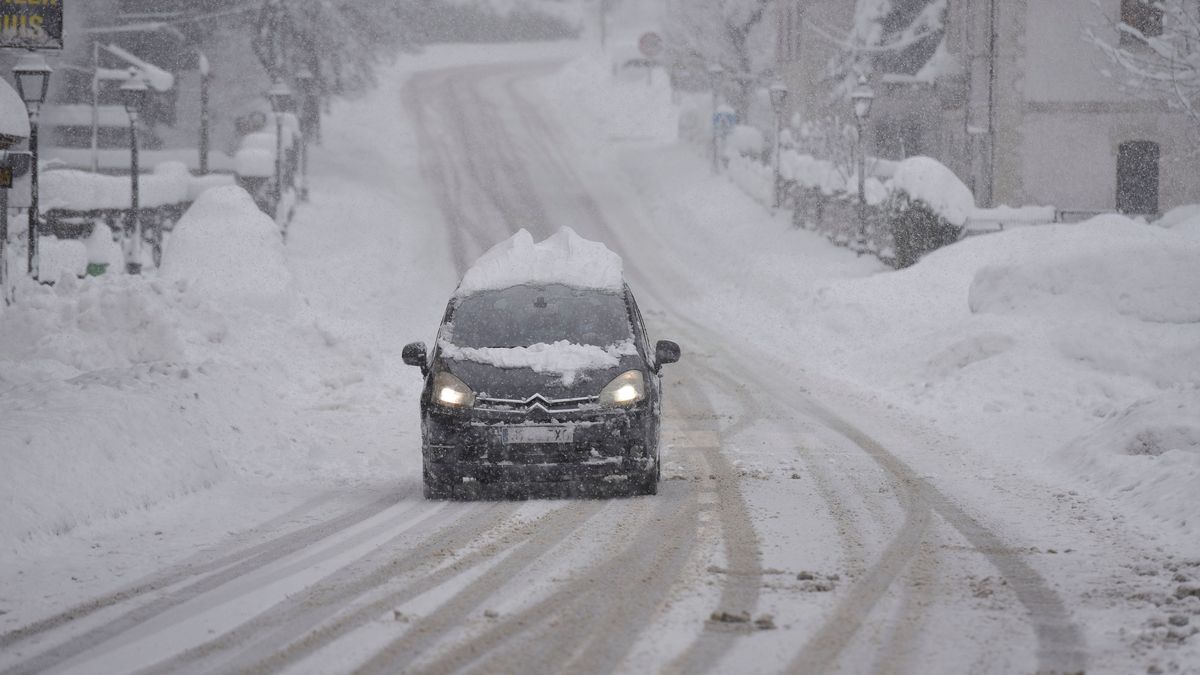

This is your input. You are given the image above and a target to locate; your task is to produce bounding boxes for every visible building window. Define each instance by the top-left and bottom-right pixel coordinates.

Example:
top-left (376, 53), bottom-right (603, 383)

top-left (1116, 140), bottom-right (1160, 215)
top-left (1120, 0), bottom-right (1164, 46)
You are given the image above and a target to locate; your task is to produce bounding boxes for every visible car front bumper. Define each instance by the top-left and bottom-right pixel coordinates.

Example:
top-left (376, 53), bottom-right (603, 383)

top-left (421, 405), bottom-right (657, 493)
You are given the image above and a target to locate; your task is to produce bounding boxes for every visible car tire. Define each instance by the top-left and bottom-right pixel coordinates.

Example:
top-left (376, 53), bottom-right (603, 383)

top-left (422, 463), bottom-right (455, 500)
top-left (634, 460), bottom-right (659, 496)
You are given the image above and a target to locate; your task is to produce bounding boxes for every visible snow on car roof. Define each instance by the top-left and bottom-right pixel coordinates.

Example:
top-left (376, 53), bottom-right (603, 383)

top-left (456, 227), bottom-right (624, 296)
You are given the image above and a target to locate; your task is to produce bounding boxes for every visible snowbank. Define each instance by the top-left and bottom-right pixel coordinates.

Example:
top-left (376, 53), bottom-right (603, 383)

top-left (439, 339), bottom-right (637, 386)
top-left (159, 186), bottom-right (296, 315)
top-left (457, 227), bottom-right (624, 296)
top-left (814, 214), bottom-right (1200, 541)
top-left (541, 54), bottom-right (678, 144)
top-left (891, 155), bottom-right (975, 226)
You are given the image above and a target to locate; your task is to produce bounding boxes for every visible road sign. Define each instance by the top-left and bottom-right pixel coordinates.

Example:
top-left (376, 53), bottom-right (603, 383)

top-left (713, 110), bottom-right (738, 136)
top-left (0, 1), bottom-right (64, 50)
top-left (638, 32), bottom-right (663, 60)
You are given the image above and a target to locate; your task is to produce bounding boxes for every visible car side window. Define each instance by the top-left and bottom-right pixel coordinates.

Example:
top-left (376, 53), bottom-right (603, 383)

top-left (625, 287), bottom-right (654, 366)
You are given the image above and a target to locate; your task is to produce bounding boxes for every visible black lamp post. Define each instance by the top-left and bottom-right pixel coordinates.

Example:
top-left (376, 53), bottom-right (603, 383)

top-left (12, 53), bottom-right (52, 280)
top-left (850, 74), bottom-right (875, 249)
top-left (266, 79), bottom-right (293, 221)
top-left (121, 71), bottom-right (149, 274)
top-left (769, 80), bottom-right (790, 210)
top-left (198, 53), bottom-right (211, 175)
top-left (294, 67), bottom-right (314, 201)
top-left (708, 63), bottom-right (724, 175)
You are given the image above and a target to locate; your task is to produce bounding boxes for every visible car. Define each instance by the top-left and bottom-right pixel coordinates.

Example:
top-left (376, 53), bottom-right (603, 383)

top-left (402, 228), bottom-right (681, 499)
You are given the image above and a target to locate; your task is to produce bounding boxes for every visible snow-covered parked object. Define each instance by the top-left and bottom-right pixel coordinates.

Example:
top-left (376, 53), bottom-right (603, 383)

top-left (439, 339), bottom-right (638, 386)
top-left (0, 77), bottom-right (30, 140)
top-left (159, 185), bottom-right (296, 314)
top-left (41, 168), bottom-right (191, 211)
top-left (891, 156), bottom-right (975, 227)
top-left (457, 228), bottom-right (623, 296)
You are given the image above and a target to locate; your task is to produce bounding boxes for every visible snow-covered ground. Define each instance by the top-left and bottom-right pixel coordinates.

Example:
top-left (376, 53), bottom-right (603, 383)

top-left (2, 37), bottom-right (1199, 674)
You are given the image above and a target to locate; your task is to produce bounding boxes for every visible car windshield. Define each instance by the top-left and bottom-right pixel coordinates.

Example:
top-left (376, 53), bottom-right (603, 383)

top-left (446, 284), bottom-right (632, 349)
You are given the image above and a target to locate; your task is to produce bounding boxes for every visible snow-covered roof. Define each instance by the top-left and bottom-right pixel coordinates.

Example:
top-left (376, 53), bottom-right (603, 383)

top-left (456, 228), bottom-right (624, 296)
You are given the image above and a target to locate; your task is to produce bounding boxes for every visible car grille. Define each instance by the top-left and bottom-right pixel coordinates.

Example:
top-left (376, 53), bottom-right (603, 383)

top-left (474, 394), bottom-right (599, 415)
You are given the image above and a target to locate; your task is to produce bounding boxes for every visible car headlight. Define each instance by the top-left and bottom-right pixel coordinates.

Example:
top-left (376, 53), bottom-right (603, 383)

top-left (599, 370), bottom-right (645, 407)
top-left (432, 371), bottom-right (475, 409)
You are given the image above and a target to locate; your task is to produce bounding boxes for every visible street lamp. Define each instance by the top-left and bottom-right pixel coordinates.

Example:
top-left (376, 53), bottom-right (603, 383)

top-left (294, 66), bottom-right (315, 201)
top-left (850, 74), bottom-right (875, 249)
top-left (12, 52), bottom-right (52, 280)
top-left (707, 63), bottom-right (724, 175)
top-left (121, 70), bottom-right (149, 274)
top-left (266, 79), bottom-right (293, 223)
top-left (198, 53), bottom-right (211, 175)
top-left (769, 80), bottom-right (790, 209)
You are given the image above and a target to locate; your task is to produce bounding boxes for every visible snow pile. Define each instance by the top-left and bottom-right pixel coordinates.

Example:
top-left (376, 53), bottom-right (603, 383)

top-left (803, 214), bottom-right (1200, 539)
top-left (1156, 204), bottom-right (1200, 238)
top-left (891, 155), bottom-right (975, 226)
top-left (439, 339), bottom-right (637, 386)
top-left (457, 227), bottom-right (623, 295)
top-left (159, 186), bottom-right (296, 315)
top-left (37, 237), bottom-right (87, 280)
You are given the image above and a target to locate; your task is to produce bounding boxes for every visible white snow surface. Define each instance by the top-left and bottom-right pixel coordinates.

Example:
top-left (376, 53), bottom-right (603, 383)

top-left (159, 185), bottom-right (297, 315)
top-left (0, 43), bottom-right (1198, 675)
top-left (456, 227), bottom-right (624, 296)
top-left (439, 339), bottom-right (637, 386)
top-left (891, 155), bottom-right (976, 225)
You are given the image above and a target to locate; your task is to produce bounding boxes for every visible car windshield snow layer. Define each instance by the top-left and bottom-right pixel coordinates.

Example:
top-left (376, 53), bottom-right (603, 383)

top-left (446, 284), bottom-right (632, 349)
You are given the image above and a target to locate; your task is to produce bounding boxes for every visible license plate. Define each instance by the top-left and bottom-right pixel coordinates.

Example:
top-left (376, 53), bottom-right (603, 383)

top-left (504, 426), bottom-right (574, 444)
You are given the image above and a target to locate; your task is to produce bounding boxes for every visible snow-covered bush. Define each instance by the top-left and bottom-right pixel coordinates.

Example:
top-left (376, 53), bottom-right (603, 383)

top-left (887, 156), bottom-right (974, 268)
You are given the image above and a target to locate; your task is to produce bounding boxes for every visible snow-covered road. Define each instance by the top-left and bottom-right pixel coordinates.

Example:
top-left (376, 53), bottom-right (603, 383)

top-left (2, 45), bottom-right (1197, 674)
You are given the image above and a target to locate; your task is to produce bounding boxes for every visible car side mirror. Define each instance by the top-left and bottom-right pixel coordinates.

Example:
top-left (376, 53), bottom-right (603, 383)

top-left (655, 340), bottom-right (681, 368)
top-left (403, 342), bottom-right (429, 375)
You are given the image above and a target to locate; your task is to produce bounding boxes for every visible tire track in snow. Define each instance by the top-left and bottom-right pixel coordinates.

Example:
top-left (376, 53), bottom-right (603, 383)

top-left (133, 501), bottom-right (518, 675)
top-left (497, 64), bottom-right (1085, 671)
top-left (345, 500), bottom-right (611, 675)
top-left (0, 489), bottom-right (406, 672)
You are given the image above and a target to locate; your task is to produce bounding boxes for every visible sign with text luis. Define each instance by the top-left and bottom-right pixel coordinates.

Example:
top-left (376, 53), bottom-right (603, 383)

top-left (1, 0), bottom-right (63, 50)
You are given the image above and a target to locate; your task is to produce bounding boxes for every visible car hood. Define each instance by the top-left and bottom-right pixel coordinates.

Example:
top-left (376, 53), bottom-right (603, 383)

top-left (439, 354), bottom-right (645, 400)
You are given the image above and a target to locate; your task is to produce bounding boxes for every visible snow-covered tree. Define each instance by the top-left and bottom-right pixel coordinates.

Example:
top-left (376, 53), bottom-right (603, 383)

top-left (816, 0), bottom-right (948, 97)
top-left (663, 0), bottom-right (776, 120)
top-left (1087, 0), bottom-right (1200, 147)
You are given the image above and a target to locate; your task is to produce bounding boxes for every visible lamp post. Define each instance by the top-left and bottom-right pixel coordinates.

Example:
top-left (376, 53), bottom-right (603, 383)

top-left (198, 53), bottom-right (211, 175)
top-left (294, 66), bottom-right (315, 202)
top-left (121, 71), bottom-right (149, 274)
top-left (708, 63), bottom-right (724, 175)
top-left (266, 79), bottom-right (293, 223)
top-left (850, 74), bottom-right (875, 249)
top-left (12, 53), bottom-right (52, 280)
top-left (769, 80), bottom-right (790, 210)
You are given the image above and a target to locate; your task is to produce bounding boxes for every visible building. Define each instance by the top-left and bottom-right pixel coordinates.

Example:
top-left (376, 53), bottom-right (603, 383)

top-left (776, 0), bottom-right (1200, 215)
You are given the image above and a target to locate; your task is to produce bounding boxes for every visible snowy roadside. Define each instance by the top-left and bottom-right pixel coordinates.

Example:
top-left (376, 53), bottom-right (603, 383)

top-left (0, 43), bottom-right (571, 557)
top-left (539, 51), bottom-right (1200, 555)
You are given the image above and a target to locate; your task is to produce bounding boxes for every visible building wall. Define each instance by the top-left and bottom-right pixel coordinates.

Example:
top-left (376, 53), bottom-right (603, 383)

top-left (784, 0), bottom-right (1200, 213)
